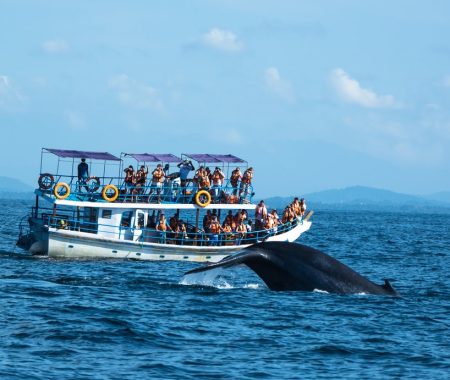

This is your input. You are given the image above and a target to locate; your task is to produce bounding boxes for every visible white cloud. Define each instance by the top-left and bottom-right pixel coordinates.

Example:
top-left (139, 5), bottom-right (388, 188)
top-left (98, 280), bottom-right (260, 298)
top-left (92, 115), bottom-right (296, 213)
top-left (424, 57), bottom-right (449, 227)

top-left (66, 110), bottom-right (86, 130)
top-left (42, 39), bottom-right (69, 54)
top-left (108, 74), bottom-right (164, 113)
top-left (264, 67), bottom-right (294, 102)
top-left (203, 28), bottom-right (244, 52)
top-left (0, 75), bottom-right (25, 110)
top-left (330, 68), bottom-right (399, 108)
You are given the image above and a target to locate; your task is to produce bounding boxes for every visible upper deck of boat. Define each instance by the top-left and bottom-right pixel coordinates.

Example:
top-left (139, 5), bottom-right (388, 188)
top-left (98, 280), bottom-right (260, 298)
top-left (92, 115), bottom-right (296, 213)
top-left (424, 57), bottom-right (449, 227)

top-left (36, 148), bottom-right (257, 210)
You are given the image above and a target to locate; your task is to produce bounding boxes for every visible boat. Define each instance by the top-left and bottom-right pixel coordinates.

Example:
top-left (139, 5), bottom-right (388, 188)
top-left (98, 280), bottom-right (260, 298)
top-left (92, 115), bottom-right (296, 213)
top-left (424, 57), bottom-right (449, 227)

top-left (17, 148), bottom-right (312, 263)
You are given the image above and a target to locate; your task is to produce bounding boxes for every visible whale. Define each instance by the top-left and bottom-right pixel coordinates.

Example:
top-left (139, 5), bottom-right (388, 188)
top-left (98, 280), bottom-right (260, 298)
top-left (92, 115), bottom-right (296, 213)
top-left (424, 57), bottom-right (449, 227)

top-left (184, 241), bottom-right (398, 295)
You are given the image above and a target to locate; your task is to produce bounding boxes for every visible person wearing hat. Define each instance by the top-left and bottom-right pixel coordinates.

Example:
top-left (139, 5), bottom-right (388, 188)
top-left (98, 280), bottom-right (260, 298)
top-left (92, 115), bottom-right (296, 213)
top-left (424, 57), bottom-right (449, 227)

top-left (123, 165), bottom-right (135, 197)
top-left (149, 164), bottom-right (165, 202)
top-left (177, 159), bottom-right (195, 191)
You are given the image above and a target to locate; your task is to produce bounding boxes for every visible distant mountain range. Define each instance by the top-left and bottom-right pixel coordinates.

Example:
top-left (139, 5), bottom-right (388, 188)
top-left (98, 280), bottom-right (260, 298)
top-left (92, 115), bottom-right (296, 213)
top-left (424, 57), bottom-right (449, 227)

top-left (265, 186), bottom-right (450, 211)
top-left (1, 177), bottom-right (450, 211)
top-left (0, 176), bottom-right (34, 199)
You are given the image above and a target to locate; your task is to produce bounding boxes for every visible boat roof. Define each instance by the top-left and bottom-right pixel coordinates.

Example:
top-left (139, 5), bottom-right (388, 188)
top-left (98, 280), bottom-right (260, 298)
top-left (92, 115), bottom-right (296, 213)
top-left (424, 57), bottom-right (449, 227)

top-left (183, 154), bottom-right (246, 164)
top-left (44, 148), bottom-right (121, 161)
top-left (124, 153), bottom-right (182, 163)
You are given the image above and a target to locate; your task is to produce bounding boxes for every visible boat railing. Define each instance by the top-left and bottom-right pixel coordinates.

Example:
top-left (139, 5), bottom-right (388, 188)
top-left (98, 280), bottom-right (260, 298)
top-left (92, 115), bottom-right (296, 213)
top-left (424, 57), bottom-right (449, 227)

top-left (37, 174), bottom-right (254, 205)
top-left (44, 213), bottom-right (302, 247)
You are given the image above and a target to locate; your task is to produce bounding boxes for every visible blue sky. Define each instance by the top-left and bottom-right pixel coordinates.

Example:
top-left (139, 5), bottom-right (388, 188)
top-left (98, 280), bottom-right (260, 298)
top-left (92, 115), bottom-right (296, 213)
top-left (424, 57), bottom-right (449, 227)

top-left (1, 0), bottom-right (450, 197)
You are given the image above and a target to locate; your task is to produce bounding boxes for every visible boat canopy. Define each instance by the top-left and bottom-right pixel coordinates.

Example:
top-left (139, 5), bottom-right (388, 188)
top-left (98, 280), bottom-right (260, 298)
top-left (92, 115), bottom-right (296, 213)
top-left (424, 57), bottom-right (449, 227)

top-left (183, 154), bottom-right (246, 164)
top-left (124, 153), bottom-right (182, 163)
top-left (44, 148), bottom-right (121, 161)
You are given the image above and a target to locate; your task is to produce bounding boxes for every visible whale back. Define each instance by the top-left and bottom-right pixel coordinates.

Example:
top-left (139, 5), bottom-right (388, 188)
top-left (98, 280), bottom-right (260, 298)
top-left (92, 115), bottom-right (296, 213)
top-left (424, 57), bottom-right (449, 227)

top-left (185, 242), bottom-right (398, 295)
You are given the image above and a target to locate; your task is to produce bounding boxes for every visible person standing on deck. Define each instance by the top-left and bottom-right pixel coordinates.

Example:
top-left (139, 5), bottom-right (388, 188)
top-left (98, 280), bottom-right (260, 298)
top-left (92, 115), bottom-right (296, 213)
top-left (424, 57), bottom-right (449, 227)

top-left (134, 165), bottom-right (148, 202)
top-left (149, 164), bottom-right (165, 202)
top-left (177, 159), bottom-right (195, 192)
top-left (255, 200), bottom-right (268, 231)
top-left (77, 158), bottom-right (89, 192)
top-left (123, 165), bottom-right (135, 198)
top-left (239, 167), bottom-right (253, 201)
top-left (230, 167), bottom-right (242, 196)
top-left (211, 167), bottom-right (225, 202)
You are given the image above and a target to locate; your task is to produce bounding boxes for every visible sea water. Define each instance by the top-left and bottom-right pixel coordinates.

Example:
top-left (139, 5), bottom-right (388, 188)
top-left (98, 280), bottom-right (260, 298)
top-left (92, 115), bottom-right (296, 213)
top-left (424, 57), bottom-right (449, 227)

top-left (0, 199), bottom-right (449, 379)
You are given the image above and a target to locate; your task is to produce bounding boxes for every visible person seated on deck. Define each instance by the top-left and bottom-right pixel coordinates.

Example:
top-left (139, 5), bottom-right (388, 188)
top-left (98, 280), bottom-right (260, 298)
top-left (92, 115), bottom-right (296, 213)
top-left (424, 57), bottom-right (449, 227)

top-left (149, 164), bottom-right (165, 202)
top-left (77, 158), bottom-right (90, 192)
top-left (239, 167), bottom-right (253, 201)
top-left (168, 213), bottom-right (179, 243)
top-left (203, 210), bottom-right (212, 233)
top-left (264, 214), bottom-right (275, 236)
top-left (235, 209), bottom-right (247, 226)
top-left (222, 221), bottom-right (234, 245)
top-left (156, 214), bottom-right (172, 243)
top-left (208, 215), bottom-right (222, 246)
top-left (270, 209), bottom-right (280, 233)
top-left (175, 220), bottom-right (189, 245)
top-left (291, 197), bottom-right (301, 217)
top-left (133, 165), bottom-right (148, 202)
top-left (223, 210), bottom-right (237, 231)
top-left (300, 198), bottom-right (307, 217)
top-left (235, 220), bottom-right (247, 245)
top-left (255, 200), bottom-right (268, 231)
top-left (230, 167), bottom-right (242, 196)
top-left (281, 205), bottom-right (296, 225)
top-left (211, 167), bottom-right (225, 202)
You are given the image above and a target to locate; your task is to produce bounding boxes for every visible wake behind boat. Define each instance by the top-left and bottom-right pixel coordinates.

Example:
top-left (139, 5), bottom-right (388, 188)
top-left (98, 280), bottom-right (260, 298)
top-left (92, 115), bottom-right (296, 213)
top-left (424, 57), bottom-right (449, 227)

top-left (17, 148), bottom-right (312, 262)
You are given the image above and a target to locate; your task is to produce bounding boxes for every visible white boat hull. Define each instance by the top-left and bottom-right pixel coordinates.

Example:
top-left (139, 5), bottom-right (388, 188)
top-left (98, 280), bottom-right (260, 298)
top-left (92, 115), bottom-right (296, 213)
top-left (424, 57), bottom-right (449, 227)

top-left (45, 220), bottom-right (312, 263)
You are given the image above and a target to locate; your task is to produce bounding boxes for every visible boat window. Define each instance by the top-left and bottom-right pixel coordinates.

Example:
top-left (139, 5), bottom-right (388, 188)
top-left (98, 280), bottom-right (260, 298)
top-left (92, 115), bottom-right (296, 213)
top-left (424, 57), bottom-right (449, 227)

top-left (120, 211), bottom-right (133, 228)
top-left (102, 209), bottom-right (112, 219)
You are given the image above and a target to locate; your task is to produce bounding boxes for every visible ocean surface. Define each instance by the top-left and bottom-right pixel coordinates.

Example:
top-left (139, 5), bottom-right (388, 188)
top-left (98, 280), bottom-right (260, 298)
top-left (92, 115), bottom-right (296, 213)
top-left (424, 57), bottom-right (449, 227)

top-left (0, 199), bottom-right (449, 379)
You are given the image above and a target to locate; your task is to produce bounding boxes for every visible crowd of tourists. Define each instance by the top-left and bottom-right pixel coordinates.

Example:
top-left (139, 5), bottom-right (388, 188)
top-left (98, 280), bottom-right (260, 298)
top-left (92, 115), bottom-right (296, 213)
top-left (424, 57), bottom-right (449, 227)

top-left (141, 197), bottom-right (307, 246)
top-left (122, 160), bottom-right (254, 203)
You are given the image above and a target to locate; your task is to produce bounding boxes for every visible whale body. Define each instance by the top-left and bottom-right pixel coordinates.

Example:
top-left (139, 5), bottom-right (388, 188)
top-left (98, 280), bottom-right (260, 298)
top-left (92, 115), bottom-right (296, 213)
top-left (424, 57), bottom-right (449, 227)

top-left (184, 242), bottom-right (398, 295)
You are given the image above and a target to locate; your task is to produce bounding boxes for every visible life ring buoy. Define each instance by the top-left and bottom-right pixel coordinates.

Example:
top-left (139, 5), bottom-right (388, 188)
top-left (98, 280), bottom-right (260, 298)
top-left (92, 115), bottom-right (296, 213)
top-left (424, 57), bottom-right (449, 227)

top-left (195, 190), bottom-right (211, 207)
top-left (53, 182), bottom-right (70, 199)
top-left (38, 173), bottom-right (55, 190)
top-left (102, 184), bottom-right (119, 202)
top-left (86, 176), bottom-right (101, 192)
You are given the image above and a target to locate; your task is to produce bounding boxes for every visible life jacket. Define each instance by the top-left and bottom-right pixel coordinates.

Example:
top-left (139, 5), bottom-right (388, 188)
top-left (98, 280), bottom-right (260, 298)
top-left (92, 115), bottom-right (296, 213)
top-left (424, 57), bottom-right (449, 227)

top-left (223, 225), bottom-right (232, 233)
top-left (212, 171), bottom-right (223, 185)
top-left (125, 169), bottom-right (135, 183)
top-left (136, 169), bottom-right (147, 184)
top-left (210, 222), bottom-right (220, 234)
top-left (230, 171), bottom-right (241, 186)
top-left (236, 224), bottom-right (246, 236)
top-left (200, 175), bottom-right (210, 188)
top-left (156, 220), bottom-right (167, 231)
top-left (152, 168), bottom-right (164, 183)
top-left (242, 170), bottom-right (252, 184)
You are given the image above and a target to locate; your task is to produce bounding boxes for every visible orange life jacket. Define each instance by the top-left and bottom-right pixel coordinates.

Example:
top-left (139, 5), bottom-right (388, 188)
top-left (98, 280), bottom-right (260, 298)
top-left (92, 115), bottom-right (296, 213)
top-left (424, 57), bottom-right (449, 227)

top-left (210, 222), bottom-right (220, 234)
top-left (157, 221), bottom-right (167, 231)
top-left (152, 168), bottom-right (164, 183)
